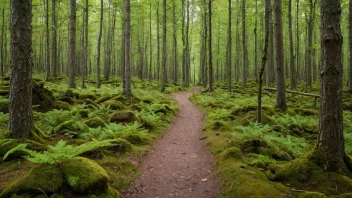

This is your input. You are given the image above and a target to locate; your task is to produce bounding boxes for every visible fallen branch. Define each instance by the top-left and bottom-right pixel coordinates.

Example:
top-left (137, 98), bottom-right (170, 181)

top-left (199, 136), bottom-right (208, 140)
top-left (263, 87), bottom-right (320, 98)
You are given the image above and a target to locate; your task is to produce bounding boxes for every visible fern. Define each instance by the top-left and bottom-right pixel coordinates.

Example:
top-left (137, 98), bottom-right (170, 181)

top-left (0, 112), bottom-right (8, 125)
top-left (209, 108), bottom-right (231, 121)
top-left (3, 143), bottom-right (28, 161)
top-left (233, 122), bottom-right (272, 140)
top-left (44, 109), bottom-right (76, 127)
top-left (276, 114), bottom-right (317, 128)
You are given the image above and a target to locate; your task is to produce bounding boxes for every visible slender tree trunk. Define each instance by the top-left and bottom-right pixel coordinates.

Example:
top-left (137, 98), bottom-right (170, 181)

top-left (156, 1), bottom-right (160, 82)
top-left (45, 0), bottom-right (50, 81)
top-left (68, 0), bottom-right (76, 88)
top-left (82, 0), bottom-right (88, 88)
top-left (0, 9), bottom-right (4, 76)
top-left (208, 0), bottom-right (213, 92)
top-left (172, 0), bottom-right (177, 84)
top-left (289, 0), bottom-right (296, 89)
top-left (52, 0), bottom-right (57, 77)
top-left (349, 0), bottom-right (352, 92)
top-left (160, 0), bottom-right (167, 93)
top-left (254, 0), bottom-right (258, 82)
top-left (242, 0), bottom-right (248, 88)
top-left (318, 0), bottom-right (348, 171)
top-left (296, 0), bottom-right (300, 83)
top-left (9, 0), bottom-right (33, 139)
top-left (96, 0), bottom-right (103, 88)
top-left (125, 0), bottom-right (131, 96)
top-left (274, 0), bottom-right (287, 110)
top-left (149, 2), bottom-right (153, 81)
top-left (186, 0), bottom-right (190, 86)
top-left (258, 0), bottom-right (271, 123)
top-left (227, 0), bottom-right (232, 92)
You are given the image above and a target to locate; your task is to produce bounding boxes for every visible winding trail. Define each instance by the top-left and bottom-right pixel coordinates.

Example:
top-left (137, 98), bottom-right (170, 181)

top-left (123, 89), bottom-right (219, 198)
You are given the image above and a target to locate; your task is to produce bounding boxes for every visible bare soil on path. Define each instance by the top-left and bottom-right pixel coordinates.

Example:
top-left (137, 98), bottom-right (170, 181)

top-left (122, 89), bottom-right (219, 198)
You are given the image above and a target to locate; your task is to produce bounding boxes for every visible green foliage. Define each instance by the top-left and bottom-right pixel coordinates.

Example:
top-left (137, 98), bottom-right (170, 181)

top-left (233, 122), bottom-right (272, 140)
top-left (276, 114), bottom-right (318, 129)
top-left (209, 108), bottom-right (231, 121)
top-left (44, 109), bottom-right (78, 128)
top-left (2, 143), bottom-right (27, 161)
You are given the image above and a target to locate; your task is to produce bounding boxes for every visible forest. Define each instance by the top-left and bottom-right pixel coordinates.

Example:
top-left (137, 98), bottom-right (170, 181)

top-left (0, 0), bottom-right (351, 197)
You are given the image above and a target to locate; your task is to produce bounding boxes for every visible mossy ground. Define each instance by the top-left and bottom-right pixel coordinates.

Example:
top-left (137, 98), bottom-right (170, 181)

top-left (0, 76), bottom-right (184, 197)
top-left (191, 81), bottom-right (352, 197)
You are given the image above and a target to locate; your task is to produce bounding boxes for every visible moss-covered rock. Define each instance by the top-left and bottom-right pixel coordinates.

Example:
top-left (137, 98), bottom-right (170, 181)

top-left (83, 99), bottom-right (99, 109)
top-left (298, 192), bottom-right (326, 198)
top-left (122, 134), bottom-right (148, 145)
top-left (78, 93), bottom-right (98, 101)
top-left (61, 157), bottom-right (109, 194)
top-left (203, 120), bottom-right (231, 132)
top-left (53, 120), bottom-right (87, 133)
top-left (231, 105), bottom-right (276, 117)
top-left (54, 100), bottom-right (72, 111)
top-left (0, 164), bottom-right (63, 198)
top-left (109, 110), bottom-right (140, 123)
top-left (107, 138), bottom-right (133, 153)
top-left (219, 147), bottom-right (243, 160)
top-left (84, 117), bottom-right (106, 128)
top-left (102, 100), bottom-right (125, 110)
top-left (95, 95), bottom-right (114, 104)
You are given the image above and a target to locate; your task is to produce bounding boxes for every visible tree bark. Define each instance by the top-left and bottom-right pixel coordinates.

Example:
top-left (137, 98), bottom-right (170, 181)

top-left (0, 9), bottom-right (4, 76)
top-left (289, 0), bottom-right (296, 89)
top-left (227, 0), bottom-right (232, 92)
top-left (318, 0), bottom-right (347, 171)
top-left (172, 0), bottom-right (177, 84)
top-left (52, 0), bottom-right (57, 77)
top-left (68, 0), bottom-right (76, 88)
top-left (208, 0), bottom-right (213, 92)
top-left (9, 0), bottom-right (34, 139)
top-left (96, 0), bottom-right (103, 88)
top-left (258, 0), bottom-right (271, 123)
top-left (125, 0), bottom-right (131, 96)
top-left (242, 0), bottom-right (248, 88)
top-left (82, 0), bottom-right (88, 88)
top-left (274, 0), bottom-right (287, 110)
top-left (45, 0), bottom-right (50, 81)
top-left (349, 0), bottom-right (352, 92)
top-left (160, 0), bottom-right (167, 93)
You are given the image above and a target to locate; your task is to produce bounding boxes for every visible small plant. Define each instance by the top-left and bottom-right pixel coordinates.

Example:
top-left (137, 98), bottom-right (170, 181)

top-left (209, 108), bottom-right (231, 121)
top-left (3, 139), bottom-right (116, 164)
top-left (233, 122), bottom-right (272, 140)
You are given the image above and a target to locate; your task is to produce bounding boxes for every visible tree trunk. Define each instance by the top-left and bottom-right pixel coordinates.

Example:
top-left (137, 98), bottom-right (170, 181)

top-left (9, 0), bottom-right (34, 139)
top-left (149, 1), bottom-right (153, 81)
top-left (289, 0), bottom-right (296, 89)
top-left (258, 0), bottom-right (271, 123)
top-left (0, 9), bottom-right (4, 76)
top-left (208, 0), bottom-right (213, 92)
top-left (125, 0), bottom-right (131, 96)
top-left (254, 0), bottom-right (258, 82)
top-left (156, 1), bottom-right (160, 81)
top-left (318, 0), bottom-right (347, 171)
top-left (96, 0), bottom-right (103, 88)
top-left (242, 0), bottom-right (248, 88)
top-left (52, 0), bottom-right (57, 77)
top-left (349, 0), bottom-right (352, 92)
top-left (160, 0), bottom-right (167, 93)
top-left (296, 0), bottom-right (300, 83)
top-left (82, 0), bottom-right (88, 88)
top-left (227, 0), bottom-right (232, 92)
top-left (68, 0), bottom-right (76, 88)
top-left (172, 0), bottom-right (177, 84)
top-left (45, 0), bottom-right (50, 81)
top-left (274, 0), bottom-right (287, 110)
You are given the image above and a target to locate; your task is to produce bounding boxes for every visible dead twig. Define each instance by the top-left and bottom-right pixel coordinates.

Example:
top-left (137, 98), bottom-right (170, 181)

top-left (199, 136), bottom-right (208, 140)
top-left (283, 194), bottom-right (295, 198)
top-left (130, 182), bottom-right (141, 193)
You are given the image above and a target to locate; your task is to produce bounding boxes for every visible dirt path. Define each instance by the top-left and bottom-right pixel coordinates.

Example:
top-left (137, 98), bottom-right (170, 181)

top-left (123, 89), bottom-right (219, 198)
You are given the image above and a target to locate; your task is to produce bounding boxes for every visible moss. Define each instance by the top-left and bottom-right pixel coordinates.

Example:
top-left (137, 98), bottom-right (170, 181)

top-left (236, 111), bottom-right (276, 126)
top-left (62, 157), bottom-right (109, 194)
top-left (0, 164), bottom-right (63, 198)
top-left (53, 120), bottom-right (86, 134)
top-left (294, 108), bottom-right (319, 116)
top-left (95, 95), bottom-right (114, 104)
top-left (219, 147), bottom-right (243, 161)
top-left (231, 105), bottom-right (276, 117)
top-left (83, 99), bottom-right (99, 108)
top-left (78, 93), bottom-right (98, 100)
top-left (102, 100), bottom-right (125, 110)
top-left (76, 109), bottom-right (91, 118)
top-left (54, 100), bottom-right (72, 111)
top-left (241, 140), bottom-right (293, 161)
top-left (248, 159), bottom-right (267, 168)
top-left (0, 98), bottom-right (9, 113)
top-left (203, 120), bottom-right (231, 132)
top-left (207, 101), bottom-right (226, 109)
top-left (111, 94), bottom-right (140, 105)
top-left (107, 138), bottom-right (133, 153)
top-left (335, 193), bottom-right (352, 198)
top-left (93, 187), bottom-right (120, 198)
top-left (109, 110), bottom-right (140, 123)
top-left (298, 192), bottom-right (326, 198)
top-left (122, 134), bottom-right (148, 145)
top-left (32, 80), bottom-right (57, 112)
top-left (84, 117), bottom-right (106, 128)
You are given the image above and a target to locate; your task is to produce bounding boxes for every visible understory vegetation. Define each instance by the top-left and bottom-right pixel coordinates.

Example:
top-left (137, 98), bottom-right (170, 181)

top-left (0, 76), bottom-right (187, 198)
top-left (190, 81), bottom-right (352, 198)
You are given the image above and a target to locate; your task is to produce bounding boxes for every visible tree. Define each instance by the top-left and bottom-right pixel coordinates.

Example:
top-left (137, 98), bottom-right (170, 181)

top-left (318, 0), bottom-right (349, 171)
top-left (288, 0), bottom-right (296, 89)
top-left (96, 0), bottom-right (103, 88)
top-left (258, 0), bottom-right (271, 123)
top-left (349, 0), bottom-right (352, 92)
top-left (274, 0), bottom-right (286, 111)
top-left (227, 0), bottom-right (232, 92)
top-left (242, 0), bottom-right (248, 88)
top-left (124, 0), bottom-right (131, 97)
top-left (9, 0), bottom-right (33, 139)
top-left (68, 0), bottom-right (76, 88)
top-left (208, 0), bottom-right (214, 92)
top-left (52, 0), bottom-right (57, 77)
top-left (160, 0), bottom-right (167, 93)
top-left (45, 0), bottom-right (50, 81)
top-left (82, 0), bottom-right (88, 88)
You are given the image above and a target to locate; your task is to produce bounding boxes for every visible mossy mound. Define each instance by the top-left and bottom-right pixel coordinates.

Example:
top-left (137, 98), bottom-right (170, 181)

top-left (237, 111), bottom-right (276, 126)
top-left (0, 164), bottom-right (63, 198)
top-left (75, 109), bottom-right (90, 118)
top-left (203, 120), bottom-right (231, 132)
top-left (95, 95), bottom-right (114, 104)
top-left (231, 105), bottom-right (276, 117)
top-left (107, 138), bottom-right (133, 153)
top-left (294, 108), bottom-right (319, 116)
top-left (241, 139), bottom-right (293, 161)
top-left (287, 123), bottom-right (318, 138)
top-left (54, 100), bottom-right (72, 111)
top-left (122, 134), bottom-right (148, 145)
top-left (335, 193), bottom-right (352, 198)
top-left (268, 149), bottom-right (352, 195)
top-left (109, 110), bottom-right (140, 124)
top-left (55, 89), bottom-right (78, 105)
top-left (219, 147), bottom-right (243, 161)
top-left (62, 157), bottom-right (109, 194)
top-left (84, 117), bottom-right (106, 128)
top-left (32, 80), bottom-right (57, 112)
top-left (111, 94), bottom-right (140, 105)
top-left (206, 101), bottom-right (226, 109)
top-left (78, 93), bottom-right (98, 101)
top-left (102, 100), bottom-right (125, 110)
top-left (0, 98), bottom-right (8, 113)
top-left (83, 99), bottom-right (99, 109)
top-left (298, 192), bottom-right (326, 198)
top-left (53, 120), bottom-right (87, 134)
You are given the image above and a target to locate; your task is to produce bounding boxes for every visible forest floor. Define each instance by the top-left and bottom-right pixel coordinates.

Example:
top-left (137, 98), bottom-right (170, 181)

top-left (122, 88), bottom-right (219, 198)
